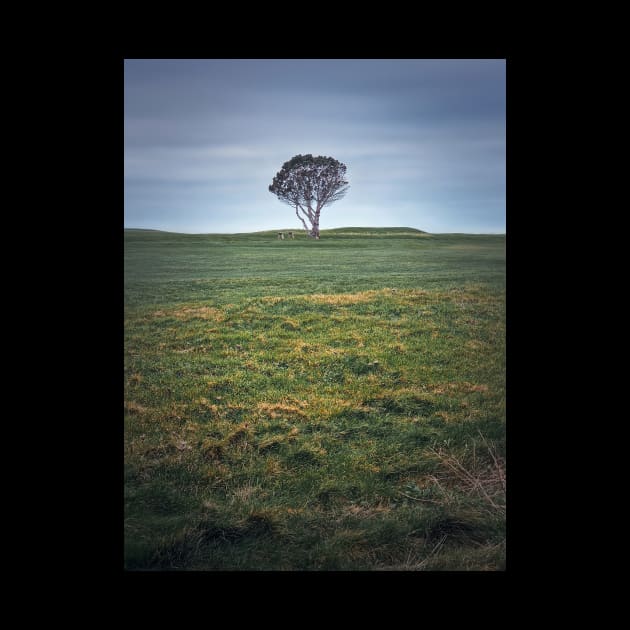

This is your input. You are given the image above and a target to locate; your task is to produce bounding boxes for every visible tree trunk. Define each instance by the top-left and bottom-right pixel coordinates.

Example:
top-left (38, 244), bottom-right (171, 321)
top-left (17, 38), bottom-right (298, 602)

top-left (297, 204), bottom-right (320, 239)
top-left (312, 210), bottom-right (320, 239)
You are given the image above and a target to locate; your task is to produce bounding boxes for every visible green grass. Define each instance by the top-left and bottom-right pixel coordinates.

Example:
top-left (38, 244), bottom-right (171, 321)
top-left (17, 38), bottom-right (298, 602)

top-left (124, 227), bottom-right (505, 570)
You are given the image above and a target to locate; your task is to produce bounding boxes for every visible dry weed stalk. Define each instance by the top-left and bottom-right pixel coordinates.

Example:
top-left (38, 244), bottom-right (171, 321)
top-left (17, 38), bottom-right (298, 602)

top-left (428, 431), bottom-right (505, 514)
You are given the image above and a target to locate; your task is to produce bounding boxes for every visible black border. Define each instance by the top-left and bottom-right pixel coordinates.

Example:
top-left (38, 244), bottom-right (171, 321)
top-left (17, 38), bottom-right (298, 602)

top-left (116, 52), bottom-right (513, 587)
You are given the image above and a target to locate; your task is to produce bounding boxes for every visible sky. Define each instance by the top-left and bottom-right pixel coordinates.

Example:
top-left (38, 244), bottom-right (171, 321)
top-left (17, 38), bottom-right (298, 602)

top-left (124, 59), bottom-right (505, 234)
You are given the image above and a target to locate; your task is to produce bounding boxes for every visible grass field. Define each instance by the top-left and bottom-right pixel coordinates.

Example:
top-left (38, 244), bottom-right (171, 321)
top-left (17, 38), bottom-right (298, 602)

top-left (124, 227), bottom-right (506, 570)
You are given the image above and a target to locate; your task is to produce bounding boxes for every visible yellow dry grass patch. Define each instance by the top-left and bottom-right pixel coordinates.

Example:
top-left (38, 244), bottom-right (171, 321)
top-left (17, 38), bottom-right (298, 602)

top-left (196, 398), bottom-right (221, 415)
top-left (281, 317), bottom-right (300, 330)
top-left (288, 341), bottom-right (347, 359)
top-left (258, 288), bottom-right (439, 310)
top-left (256, 402), bottom-right (308, 418)
top-left (429, 382), bottom-right (489, 395)
top-left (305, 290), bottom-right (380, 305)
top-left (289, 340), bottom-right (311, 353)
top-left (429, 385), bottom-right (447, 394)
top-left (173, 306), bottom-right (225, 321)
top-left (351, 458), bottom-right (381, 473)
top-left (306, 396), bottom-right (365, 419)
top-left (260, 291), bottom-right (380, 306)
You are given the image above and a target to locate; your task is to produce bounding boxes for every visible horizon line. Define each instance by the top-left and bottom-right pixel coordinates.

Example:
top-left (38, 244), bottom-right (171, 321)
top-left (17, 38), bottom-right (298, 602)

top-left (124, 226), bottom-right (506, 236)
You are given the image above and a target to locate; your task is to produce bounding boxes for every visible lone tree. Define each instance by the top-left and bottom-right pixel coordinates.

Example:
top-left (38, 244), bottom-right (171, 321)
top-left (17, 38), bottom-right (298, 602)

top-left (268, 154), bottom-right (349, 239)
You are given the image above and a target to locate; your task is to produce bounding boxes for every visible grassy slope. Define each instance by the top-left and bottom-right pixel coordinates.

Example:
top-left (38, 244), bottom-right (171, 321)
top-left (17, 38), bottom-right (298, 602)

top-left (124, 228), bottom-right (505, 570)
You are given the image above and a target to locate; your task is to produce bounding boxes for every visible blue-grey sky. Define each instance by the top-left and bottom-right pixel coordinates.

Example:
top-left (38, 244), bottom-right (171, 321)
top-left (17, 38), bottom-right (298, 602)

top-left (124, 59), bottom-right (505, 234)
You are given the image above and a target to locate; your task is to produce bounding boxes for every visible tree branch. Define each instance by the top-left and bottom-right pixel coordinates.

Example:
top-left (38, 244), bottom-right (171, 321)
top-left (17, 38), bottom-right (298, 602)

top-left (298, 202), bottom-right (313, 222)
top-left (295, 206), bottom-right (311, 233)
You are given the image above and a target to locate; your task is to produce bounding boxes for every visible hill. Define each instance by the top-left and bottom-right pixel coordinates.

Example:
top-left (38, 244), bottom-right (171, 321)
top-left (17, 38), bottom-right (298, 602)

top-left (124, 226), bottom-right (430, 237)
